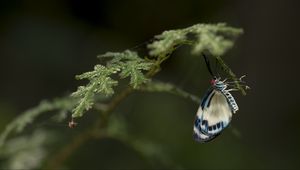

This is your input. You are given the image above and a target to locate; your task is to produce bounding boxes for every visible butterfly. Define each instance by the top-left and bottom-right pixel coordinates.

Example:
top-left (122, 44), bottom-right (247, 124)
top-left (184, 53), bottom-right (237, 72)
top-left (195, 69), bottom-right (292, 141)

top-left (193, 54), bottom-right (247, 142)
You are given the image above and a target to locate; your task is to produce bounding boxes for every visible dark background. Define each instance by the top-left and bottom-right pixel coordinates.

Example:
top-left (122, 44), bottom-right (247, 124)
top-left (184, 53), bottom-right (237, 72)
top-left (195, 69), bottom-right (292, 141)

top-left (0, 0), bottom-right (299, 169)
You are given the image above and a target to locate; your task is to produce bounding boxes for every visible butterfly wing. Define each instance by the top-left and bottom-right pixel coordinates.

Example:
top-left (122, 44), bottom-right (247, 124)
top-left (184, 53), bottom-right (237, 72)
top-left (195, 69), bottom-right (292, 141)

top-left (193, 126), bottom-right (217, 142)
top-left (193, 89), bottom-right (233, 141)
top-left (193, 115), bottom-right (218, 142)
top-left (193, 88), bottom-right (216, 142)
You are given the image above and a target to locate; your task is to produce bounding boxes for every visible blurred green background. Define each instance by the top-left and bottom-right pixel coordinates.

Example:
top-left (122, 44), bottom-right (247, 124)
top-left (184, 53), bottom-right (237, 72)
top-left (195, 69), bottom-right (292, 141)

top-left (0, 0), bottom-right (299, 169)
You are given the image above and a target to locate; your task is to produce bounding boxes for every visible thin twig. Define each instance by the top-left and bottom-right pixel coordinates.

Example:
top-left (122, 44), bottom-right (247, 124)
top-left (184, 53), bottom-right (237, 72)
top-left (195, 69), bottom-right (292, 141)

top-left (140, 81), bottom-right (200, 104)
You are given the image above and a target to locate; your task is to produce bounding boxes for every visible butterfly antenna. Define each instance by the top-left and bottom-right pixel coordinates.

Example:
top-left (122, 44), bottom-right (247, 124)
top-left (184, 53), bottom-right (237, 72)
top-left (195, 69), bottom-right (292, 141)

top-left (202, 53), bottom-right (215, 77)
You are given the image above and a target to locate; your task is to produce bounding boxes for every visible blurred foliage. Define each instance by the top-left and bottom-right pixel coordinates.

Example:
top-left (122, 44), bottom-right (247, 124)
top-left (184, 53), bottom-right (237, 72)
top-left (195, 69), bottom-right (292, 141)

top-left (0, 97), bottom-right (76, 148)
top-left (0, 129), bottom-right (54, 170)
top-left (148, 23), bottom-right (243, 56)
top-left (106, 115), bottom-right (176, 168)
top-left (141, 80), bottom-right (200, 103)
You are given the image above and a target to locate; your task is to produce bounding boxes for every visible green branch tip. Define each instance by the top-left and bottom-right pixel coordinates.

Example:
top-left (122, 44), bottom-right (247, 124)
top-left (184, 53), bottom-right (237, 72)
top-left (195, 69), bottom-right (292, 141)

top-left (148, 23), bottom-right (243, 56)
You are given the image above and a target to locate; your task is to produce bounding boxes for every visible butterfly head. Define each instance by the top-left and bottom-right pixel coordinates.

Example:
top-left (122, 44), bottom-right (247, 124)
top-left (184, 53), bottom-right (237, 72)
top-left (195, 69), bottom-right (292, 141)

top-left (210, 76), bottom-right (220, 86)
top-left (210, 79), bottom-right (217, 86)
top-left (210, 77), bottom-right (226, 90)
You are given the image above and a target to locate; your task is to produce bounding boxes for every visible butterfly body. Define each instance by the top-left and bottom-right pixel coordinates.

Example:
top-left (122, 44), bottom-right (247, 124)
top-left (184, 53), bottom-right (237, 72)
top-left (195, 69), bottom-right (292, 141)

top-left (193, 77), bottom-right (238, 142)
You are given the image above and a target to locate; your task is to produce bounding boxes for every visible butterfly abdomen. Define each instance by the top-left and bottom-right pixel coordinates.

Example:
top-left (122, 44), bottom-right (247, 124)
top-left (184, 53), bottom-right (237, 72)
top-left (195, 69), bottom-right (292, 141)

top-left (214, 80), bottom-right (239, 113)
top-left (220, 88), bottom-right (239, 113)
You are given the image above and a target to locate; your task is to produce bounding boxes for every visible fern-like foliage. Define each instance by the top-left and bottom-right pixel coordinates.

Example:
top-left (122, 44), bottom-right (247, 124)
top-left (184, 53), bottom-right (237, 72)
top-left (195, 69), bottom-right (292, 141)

top-left (71, 65), bottom-right (119, 117)
top-left (99, 50), bottom-right (153, 88)
top-left (71, 50), bottom-right (153, 118)
top-left (148, 23), bottom-right (243, 56)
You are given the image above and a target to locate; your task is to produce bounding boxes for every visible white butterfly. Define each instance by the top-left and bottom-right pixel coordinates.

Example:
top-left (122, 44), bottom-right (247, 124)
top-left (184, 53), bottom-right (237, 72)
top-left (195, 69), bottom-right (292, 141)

top-left (193, 77), bottom-right (245, 142)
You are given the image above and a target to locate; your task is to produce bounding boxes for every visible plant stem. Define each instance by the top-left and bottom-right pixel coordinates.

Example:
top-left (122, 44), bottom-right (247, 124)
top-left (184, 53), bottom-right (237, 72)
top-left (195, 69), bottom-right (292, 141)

top-left (93, 87), bottom-right (133, 130)
top-left (140, 81), bottom-right (200, 104)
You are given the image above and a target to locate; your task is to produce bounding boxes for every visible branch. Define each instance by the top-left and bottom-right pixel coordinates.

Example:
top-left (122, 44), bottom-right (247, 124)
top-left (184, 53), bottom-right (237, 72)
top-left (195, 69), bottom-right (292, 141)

top-left (140, 81), bottom-right (200, 104)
